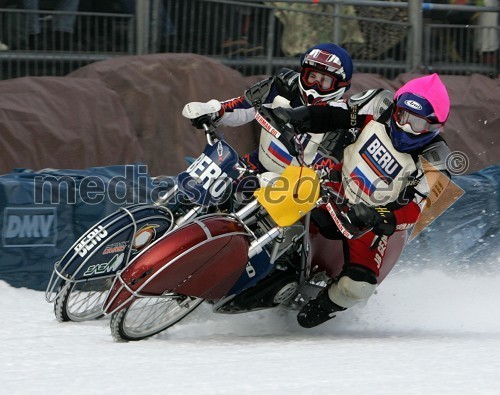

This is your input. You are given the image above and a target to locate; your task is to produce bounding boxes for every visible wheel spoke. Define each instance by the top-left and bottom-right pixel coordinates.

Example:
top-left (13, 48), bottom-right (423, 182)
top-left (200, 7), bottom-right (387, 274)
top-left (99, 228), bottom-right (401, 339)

top-left (111, 295), bottom-right (203, 340)
top-left (55, 279), bottom-right (112, 322)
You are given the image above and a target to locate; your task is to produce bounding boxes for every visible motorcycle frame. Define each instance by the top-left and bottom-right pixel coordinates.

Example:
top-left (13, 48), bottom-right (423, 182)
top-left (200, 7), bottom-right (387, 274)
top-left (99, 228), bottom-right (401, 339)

top-left (104, 193), bottom-right (323, 315)
top-left (46, 124), bottom-right (248, 305)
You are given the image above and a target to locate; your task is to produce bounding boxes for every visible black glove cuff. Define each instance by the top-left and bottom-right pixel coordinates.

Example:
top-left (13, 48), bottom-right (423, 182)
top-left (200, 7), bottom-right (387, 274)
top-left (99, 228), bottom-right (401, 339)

top-left (373, 208), bottom-right (396, 236)
top-left (273, 106), bottom-right (312, 132)
top-left (191, 115), bottom-right (212, 129)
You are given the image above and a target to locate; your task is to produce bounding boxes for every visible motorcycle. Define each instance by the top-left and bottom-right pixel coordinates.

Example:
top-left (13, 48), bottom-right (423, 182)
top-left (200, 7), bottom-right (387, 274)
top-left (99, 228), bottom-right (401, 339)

top-left (101, 107), bottom-right (407, 341)
top-left (45, 100), bottom-right (247, 322)
top-left (45, 204), bottom-right (175, 322)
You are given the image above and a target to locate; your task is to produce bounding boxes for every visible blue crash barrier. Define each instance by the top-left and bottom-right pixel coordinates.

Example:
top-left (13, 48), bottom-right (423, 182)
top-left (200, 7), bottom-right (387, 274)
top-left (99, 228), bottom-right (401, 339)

top-left (0, 165), bottom-right (498, 290)
top-left (402, 165), bottom-right (500, 267)
top-left (0, 165), bottom-right (172, 290)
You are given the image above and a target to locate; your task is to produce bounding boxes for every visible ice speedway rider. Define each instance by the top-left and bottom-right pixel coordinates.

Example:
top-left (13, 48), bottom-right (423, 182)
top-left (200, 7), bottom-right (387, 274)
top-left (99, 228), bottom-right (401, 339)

top-left (272, 73), bottom-right (452, 328)
top-left (184, 42), bottom-right (354, 174)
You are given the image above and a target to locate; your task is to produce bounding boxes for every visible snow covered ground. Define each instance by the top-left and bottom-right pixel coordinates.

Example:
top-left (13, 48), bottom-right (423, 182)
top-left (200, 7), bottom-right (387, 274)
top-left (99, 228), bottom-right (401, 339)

top-left (1, 262), bottom-right (500, 395)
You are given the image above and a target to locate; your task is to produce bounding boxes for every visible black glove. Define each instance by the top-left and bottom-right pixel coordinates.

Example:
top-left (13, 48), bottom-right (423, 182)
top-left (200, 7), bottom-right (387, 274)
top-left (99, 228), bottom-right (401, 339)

top-left (346, 203), bottom-right (396, 236)
top-left (191, 114), bottom-right (214, 130)
top-left (272, 106), bottom-right (311, 131)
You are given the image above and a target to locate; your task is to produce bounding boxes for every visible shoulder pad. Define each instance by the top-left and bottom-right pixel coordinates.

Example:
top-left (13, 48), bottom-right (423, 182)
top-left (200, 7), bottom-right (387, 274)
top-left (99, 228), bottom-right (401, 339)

top-left (274, 68), bottom-right (299, 101)
top-left (420, 140), bottom-right (451, 173)
top-left (244, 77), bottom-right (274, 108)
top-left (348, 89), bottom-right (381, 106)
top-left (348, 89), bottom-right (394, 119)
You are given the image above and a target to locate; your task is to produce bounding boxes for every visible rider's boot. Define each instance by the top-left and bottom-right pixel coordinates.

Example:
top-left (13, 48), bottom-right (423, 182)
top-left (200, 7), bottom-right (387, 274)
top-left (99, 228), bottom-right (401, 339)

top-left (297, 287), bottom-right (346, 328)
top-left (298, 265), bottom-right (377, 328)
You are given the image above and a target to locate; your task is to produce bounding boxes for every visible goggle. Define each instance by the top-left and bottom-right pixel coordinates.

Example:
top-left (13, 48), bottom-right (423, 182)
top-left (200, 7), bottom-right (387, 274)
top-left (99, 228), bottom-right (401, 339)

top-left (300, 67), bottom-right (349, 94)
top-left (393, 106), bottom-right (443, 135)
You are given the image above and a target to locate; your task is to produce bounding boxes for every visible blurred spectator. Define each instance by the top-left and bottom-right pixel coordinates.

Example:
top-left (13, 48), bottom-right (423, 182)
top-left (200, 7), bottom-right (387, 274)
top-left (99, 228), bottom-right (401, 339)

top-left (445, 0), bottom-right (499, 70)
top-left (22, 0), bottom-right (80, 50)
top-left (443, 0), bottom-right (476, 62)
top-left (446, 0), bottom-right (472, 24)
top-left (220, 4), bottom-right (263, 56)
top-left (264, 2), bottom-right (363, 57)
top-left (473, 0), bottom-right (499, 72)
top-left (118, 0), bottom-right (176, 51)
top-left (347, 0), bottom-right (408, 61)
top-left (0, 39), bottom-right (8, 50)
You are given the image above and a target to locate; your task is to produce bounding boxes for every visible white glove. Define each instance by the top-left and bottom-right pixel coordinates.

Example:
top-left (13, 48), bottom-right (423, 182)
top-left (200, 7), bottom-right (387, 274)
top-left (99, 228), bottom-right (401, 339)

top-left (182, 99), bottom-right (222, 129)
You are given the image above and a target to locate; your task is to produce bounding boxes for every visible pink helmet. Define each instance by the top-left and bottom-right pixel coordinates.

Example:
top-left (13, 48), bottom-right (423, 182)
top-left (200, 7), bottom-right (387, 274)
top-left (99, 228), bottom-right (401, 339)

top-left (394, 73), bottom-right (450, 123)
top-left (390, 74), bottom-right (450, 152)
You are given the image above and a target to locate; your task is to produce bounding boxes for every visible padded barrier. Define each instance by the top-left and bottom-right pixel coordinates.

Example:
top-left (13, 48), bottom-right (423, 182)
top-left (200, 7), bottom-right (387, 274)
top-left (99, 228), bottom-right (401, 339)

top-left (402, 165), bottom-right (500, 269)
top-left (0, 164), bottom-right (171, 290)
top-left (1, 165), bottom-right (498, 290)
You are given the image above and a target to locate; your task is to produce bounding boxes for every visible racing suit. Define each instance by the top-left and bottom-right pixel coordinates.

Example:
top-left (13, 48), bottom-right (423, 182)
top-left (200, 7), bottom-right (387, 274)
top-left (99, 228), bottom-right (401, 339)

top-left (213, 68), bottom-right (350, 174)
top-left (287, 88), bottom-right (451, 285)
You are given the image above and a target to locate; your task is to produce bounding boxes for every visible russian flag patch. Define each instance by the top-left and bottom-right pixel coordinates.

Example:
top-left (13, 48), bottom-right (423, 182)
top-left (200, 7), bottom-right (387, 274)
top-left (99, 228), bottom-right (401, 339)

top-left (350, 166), bottom-right (376, 196)
top-left (268, 141), bottom-right (293, 165)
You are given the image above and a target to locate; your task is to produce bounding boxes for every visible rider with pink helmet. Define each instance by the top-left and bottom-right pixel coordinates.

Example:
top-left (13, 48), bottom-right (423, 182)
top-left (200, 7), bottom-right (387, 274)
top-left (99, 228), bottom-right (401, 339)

top-left (273, 74), bottom-right (452, 328)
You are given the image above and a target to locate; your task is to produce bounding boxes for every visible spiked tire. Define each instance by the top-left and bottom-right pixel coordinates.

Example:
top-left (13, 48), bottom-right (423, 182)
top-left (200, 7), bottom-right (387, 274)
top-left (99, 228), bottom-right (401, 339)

top-left (110, 295), bottom-right (204, 341)
top-left (54, 279), bottom-right (111, 322)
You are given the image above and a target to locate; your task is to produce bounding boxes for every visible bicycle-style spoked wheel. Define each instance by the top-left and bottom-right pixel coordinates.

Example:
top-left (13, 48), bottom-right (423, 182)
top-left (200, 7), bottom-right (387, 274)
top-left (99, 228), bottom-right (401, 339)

top-left (54, 278), bottom-right (112, 322)
top-left (110, 294), bottom-right (204, 341)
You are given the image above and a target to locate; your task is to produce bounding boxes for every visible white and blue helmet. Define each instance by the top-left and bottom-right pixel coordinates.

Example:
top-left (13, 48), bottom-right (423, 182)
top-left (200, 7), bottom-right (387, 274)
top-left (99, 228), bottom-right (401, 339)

top-left (299, 43), bottom-right (353, 105)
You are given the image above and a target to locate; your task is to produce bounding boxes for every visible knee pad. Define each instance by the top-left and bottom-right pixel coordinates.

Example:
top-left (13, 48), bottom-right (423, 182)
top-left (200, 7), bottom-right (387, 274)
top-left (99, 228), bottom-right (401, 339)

top-left (327, 266), bottom-right (377, 309)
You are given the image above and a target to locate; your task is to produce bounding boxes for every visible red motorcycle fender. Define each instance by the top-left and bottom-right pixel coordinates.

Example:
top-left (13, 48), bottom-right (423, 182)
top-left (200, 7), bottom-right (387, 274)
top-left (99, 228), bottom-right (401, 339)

top-left (308, 229), bottom-right (408, 283)
top-left (103, 216), bottom-right (249, 313)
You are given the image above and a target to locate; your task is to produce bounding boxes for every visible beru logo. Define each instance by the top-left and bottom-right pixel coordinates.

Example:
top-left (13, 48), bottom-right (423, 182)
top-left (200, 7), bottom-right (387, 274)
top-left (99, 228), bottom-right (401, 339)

top-left (360, 135), bottom-right (402, 183)
top-left (3, 207), bottom-right (57, 247)
top-left (186, 153), bottom-right (231, 199)
top-left (74, 225), bottom-right (108, 258)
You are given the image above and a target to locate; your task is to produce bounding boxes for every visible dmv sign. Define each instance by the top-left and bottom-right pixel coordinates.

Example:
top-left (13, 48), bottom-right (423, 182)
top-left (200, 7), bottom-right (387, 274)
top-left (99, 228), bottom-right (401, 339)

top-left (2, 207), bottom-right (57, 247)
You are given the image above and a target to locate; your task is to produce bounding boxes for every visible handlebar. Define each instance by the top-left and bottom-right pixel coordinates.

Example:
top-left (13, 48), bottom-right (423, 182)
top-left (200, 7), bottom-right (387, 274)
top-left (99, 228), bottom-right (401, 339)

top-left (201, 120), bottom-right (222, 146)
top-left (201, 120), bottom-right (253, 177)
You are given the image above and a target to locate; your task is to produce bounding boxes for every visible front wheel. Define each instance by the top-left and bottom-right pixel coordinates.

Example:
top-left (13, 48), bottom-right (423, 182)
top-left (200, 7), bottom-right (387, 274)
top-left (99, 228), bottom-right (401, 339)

top-left (54, 278), bottom-right (112, 322)
top-left (110, 294), bottom-right (204, 341)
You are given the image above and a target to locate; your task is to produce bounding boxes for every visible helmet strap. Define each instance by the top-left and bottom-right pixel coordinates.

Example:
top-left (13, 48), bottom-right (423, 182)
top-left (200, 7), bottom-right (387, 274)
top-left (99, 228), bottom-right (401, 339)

top-left (378, 103), bottom-right (395, 124)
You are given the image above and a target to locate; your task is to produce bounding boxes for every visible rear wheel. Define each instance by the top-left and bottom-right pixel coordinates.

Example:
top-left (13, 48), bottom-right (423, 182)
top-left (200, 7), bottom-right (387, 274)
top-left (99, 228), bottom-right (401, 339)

top-left (110, 295), bottom-right (203, 341)
top-left (54, 278), bottom-right (112, 322)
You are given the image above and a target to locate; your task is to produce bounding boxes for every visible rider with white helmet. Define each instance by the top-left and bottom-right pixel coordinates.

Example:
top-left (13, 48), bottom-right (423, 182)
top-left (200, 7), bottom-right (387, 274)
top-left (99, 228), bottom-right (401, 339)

top-left (185, 43), bottom-right (354, 173)
top-left (298, 43), bottom-right (352, 105)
